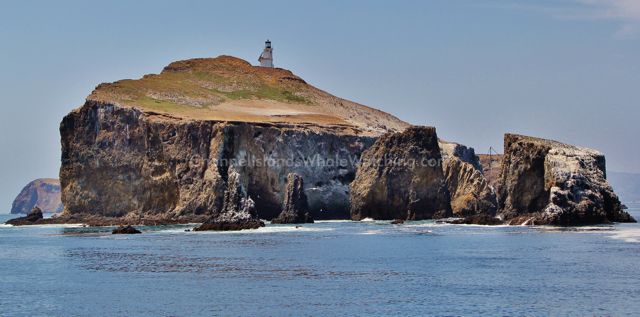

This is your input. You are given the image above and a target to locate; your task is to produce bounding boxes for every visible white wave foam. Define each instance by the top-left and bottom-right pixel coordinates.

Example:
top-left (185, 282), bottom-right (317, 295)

top-left (609, 228), bottom-right (640, 243)
top-left (23, 223), bottom-right (87, 229)
top-left (0, 223), bottom-right (86, 229)
top-left (360, 229), bottom-right (386, 235)
top-left (314, 220), bottom-right (352, 223)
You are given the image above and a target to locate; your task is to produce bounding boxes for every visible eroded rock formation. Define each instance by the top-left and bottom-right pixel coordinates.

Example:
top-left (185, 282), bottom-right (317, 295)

top-left (272, 173), bottom-right (314, 224)
top-left (194, 166), bottom-right (264, 231)
top-left (350, 126), bottom-right (451, 220)
top-left (498, 134), bottom-right (634, 225)
top-left (440, 141), bottom-right (497, 216)
top-left (6, 206), bottom-right (44, 226)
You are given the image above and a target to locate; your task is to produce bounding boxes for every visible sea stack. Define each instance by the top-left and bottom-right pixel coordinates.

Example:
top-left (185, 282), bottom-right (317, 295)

top-left (194, 167), bottom-right (265, 231)
top-left (350, 126), bottom-right (452, 221)
top-left (272, 173), bottom-right (314, 224)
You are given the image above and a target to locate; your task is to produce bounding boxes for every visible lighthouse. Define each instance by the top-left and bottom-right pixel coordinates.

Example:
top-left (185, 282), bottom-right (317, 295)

top-left (258, 40), bottom-right (274, 68)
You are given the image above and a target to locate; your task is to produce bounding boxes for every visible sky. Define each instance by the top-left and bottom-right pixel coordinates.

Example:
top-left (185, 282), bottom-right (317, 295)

top-left (0, 0), bottom-right (639, 213)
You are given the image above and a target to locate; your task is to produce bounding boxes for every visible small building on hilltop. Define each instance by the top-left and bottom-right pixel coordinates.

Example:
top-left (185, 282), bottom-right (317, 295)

top-left (258, 40), bottom-right (273, 68)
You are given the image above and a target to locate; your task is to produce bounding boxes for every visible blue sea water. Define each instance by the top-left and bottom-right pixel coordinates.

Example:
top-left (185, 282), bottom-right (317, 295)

top-left (1, 205), bottom-right (640, 317)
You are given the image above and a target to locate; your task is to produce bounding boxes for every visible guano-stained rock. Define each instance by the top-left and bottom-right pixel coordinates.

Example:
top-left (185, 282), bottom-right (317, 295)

top-left (194, 166), bottom-right (265, 231)
top-left (498, 134), bottom-right (634, 225)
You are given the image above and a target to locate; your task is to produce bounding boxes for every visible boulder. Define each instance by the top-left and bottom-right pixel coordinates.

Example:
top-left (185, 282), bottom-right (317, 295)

top-left (271, 173), bottom-right (314, 224)
top-left (498, 134), bottom-right (635, 225)
top-left (6, 207), bottom-right (44, 226)
top-left (350, 126), bottom-right (451, 220)
top-left (194, 167), bottom-right (265, 231)
top-left (440, 141), bottom-right (498, 216)
top-left (112, 225), bottom-right (142, 234)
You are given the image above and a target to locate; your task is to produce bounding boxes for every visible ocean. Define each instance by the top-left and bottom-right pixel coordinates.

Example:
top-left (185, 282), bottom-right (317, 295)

top-left (1, 205), bottom-right (640, 316)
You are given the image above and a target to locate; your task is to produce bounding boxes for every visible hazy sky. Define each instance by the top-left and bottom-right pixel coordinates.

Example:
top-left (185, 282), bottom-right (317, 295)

top-left (1, 0), bottom-right (639, 213)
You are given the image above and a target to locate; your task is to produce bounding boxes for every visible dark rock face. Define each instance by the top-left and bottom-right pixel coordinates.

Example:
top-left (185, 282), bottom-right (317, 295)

top-left (60, 101), bottom-right (374, 221)
top-left (272, 173), bottom-right (314, 224)
top-left (440, 141), bottom-right (498, 216)
top-left (6, 207), bottom-right (44, 226)
top-left (498, 134), bottom-right (635, 225)
top-left (11, 179), bottom-right (63, 214)
top-left (194, 167), bottom-right (265, 231)
top-left (350, 126), bottom-right (452, 220)
top-left (112, 225), bottom-right (142, 234)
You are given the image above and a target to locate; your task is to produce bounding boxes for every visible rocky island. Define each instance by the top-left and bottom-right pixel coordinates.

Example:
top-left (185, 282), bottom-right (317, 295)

top-left (11, 178), bottom-right (63, 214)
top-left (6, 55), bottom-right (634, 228)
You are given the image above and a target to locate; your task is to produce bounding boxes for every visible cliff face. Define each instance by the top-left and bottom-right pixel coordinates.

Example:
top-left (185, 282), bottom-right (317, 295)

top-left (60, 101), bottom-right (375, 220)
top-left (350, 127), bottom-right (451, 220)
top-left (498, 134), bottom-right (634, 225)
top-left (11, 179), bottom-right (63, 214)
top-left (440, 142), bottom-right (497, 216)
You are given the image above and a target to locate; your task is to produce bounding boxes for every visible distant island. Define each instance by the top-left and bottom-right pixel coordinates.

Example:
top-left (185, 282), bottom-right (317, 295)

top-left (6, 55), bottom-right (634, 228)
top-left (11, 178), bottom-right (63, 214)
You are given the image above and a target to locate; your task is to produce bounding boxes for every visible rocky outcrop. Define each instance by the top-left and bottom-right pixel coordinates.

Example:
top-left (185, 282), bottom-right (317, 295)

top-left (498, 134), bottom-right (634, 225)
top-left (448, 214), bottom-right (503, 225)
top-left (11, 179), bottom-right (63, 214)
top-left (194, 167), bottom-right (264, 231)
top-left (112, 225), bottom-right (142, 234)
top-left (440, 141), bottom-right (497, 216)
top-left (272, 173), bottom-right (314, 224)
top-left (6, 207), bottom-right (44, 226)
top-left (350, 126), bottom-right (451, 220)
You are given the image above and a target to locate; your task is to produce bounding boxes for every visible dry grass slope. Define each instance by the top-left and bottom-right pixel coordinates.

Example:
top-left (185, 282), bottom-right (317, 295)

top-left (88, 55), bottom-right (409, 136)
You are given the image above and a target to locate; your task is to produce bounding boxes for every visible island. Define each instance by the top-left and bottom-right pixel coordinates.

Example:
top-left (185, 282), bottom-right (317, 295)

top-left (6, 55), bottom-right (634, 228)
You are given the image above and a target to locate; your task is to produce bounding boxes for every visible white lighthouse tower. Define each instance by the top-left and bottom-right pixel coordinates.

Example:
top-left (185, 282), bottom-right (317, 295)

top-left (258, 40), bottom-right (274, 68)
